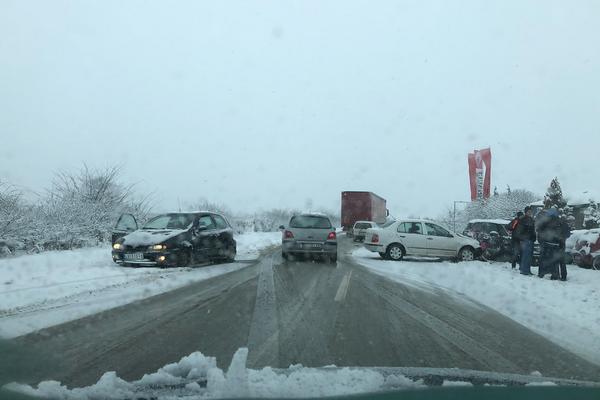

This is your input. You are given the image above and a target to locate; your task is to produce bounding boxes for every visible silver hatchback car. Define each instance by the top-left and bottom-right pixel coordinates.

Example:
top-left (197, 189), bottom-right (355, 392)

top-left (280, 213), bottom-right (337, 262)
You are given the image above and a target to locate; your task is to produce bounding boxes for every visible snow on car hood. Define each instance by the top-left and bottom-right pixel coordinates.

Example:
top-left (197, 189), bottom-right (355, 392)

top-left (121, 229), bottom-right (187, 247)
top-left (6, 348), bottom-right (598, 400)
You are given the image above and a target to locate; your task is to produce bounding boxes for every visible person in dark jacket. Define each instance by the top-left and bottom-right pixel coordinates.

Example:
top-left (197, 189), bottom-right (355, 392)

top-left (508, 211), bottom-right (523, 269)
top-left (536, 207), bottom-right (562, 279)
top-left (558, 217), bottom-right (571, 281)
top-left (515, 206), bottom-right (536, 275)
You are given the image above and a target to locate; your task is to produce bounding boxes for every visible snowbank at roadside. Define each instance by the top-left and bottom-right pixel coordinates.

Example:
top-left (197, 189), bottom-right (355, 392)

top-left (235, 232), bottom-right (281, 260)
top-left (0, 232), bottom-right (281, 338)
top-left (352, 247), bottom-right (600, 365)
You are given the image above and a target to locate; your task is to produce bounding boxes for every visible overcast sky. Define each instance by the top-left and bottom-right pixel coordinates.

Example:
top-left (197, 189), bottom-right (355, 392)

top-left (1, 0), bottom-right (599, 218)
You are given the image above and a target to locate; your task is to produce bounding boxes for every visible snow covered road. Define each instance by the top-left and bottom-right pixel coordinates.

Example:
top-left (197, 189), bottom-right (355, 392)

top-left (8, 236), bottom-right (600, 390)
top-left (0, 232), bottom-right (281, 338)
top-left (352, 247), bottom-right (600, 365)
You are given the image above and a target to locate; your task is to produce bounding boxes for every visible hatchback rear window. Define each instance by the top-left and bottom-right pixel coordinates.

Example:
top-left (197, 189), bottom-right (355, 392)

top-left (354, 223), bottom-right (371, 229)
top-left (290, 216), bottom-right (332, 229)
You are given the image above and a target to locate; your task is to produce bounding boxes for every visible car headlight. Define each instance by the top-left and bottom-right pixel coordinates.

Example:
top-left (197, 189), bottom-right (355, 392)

top-left (149, 244), bottom-right (167, 251)
top-left (113, 243), bottom-right (123, 250)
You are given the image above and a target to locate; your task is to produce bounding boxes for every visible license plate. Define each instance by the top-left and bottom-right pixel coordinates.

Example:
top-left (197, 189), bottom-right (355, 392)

top-left (125, 252), bottom-right (143, 261)
top-left (300, 243), bottom-right (322, 249)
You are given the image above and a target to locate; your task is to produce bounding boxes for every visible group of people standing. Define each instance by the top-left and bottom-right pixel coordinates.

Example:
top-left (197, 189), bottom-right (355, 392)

top-left (509, 203), bottom-right (571, 281)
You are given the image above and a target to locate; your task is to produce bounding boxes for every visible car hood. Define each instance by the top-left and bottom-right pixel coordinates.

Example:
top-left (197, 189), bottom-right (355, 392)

top-left (456, 233), bottom-right (481, 248)
top-left (7, 349), bottom-right (600, 400)
top-left (121, 229), bottom-right (187, 247)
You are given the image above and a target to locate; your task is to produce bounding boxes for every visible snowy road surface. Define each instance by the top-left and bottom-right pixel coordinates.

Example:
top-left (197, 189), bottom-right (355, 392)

top-left (6, 236), bottom-right (600, 390)
top-left (0, 232), bottom-right (281, 338)
top-left (352, 247), bottom-right (600, 366)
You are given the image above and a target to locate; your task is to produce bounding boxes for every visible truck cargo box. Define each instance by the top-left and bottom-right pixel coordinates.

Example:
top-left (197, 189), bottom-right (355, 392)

top-left (341, 191), bottom-right (387, 231)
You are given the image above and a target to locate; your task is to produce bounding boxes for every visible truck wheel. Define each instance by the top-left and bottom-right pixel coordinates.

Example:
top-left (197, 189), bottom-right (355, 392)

top-left (386, 244), bottom-right (404, 261)
top-left (282, 251), bottom-right (289, 260)
top-left (329, 254), bottom-right (337, 264)
top-left (379, 252), bottom-right (388, 260)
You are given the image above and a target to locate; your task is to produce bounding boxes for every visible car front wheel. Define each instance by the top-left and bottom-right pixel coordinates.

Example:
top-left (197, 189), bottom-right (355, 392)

top-left (386, 244), bottom-right (404, 261)
top-left (225, 245), bottom-right (236, 263)
top-left (458, 247), bottom-right (475, 262)
top-left (176, 250), bottom-right (191, 268)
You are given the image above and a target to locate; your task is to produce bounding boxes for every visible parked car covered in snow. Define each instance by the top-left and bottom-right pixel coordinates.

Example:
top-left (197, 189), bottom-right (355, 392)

top-left (351, 220), bottom-right (378, 242)
top-left (462, 219), bottom-right (522, 263)
top-left (111, 212), bottom-right (236, 268)
top-left (364, 219), bottom-right (481, 261)
top-left (463, 219), bottom-right (511, 240)
top-left (570, 229), bottom-right (600, 270)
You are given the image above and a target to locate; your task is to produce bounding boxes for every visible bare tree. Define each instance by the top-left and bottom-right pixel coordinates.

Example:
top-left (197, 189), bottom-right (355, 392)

top-left (40, 164), bottom-right (153, 246)
top-left (187, 198), bottom-right (232, 216)
top-left (0, 181), bottom-right (24, 238)
top-left (444, 188), bottom-right (539, 232)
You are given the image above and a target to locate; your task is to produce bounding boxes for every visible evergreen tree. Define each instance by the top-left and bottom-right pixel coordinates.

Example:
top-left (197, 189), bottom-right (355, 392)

top-left (543, 177), bottom-right (574, 221)
top-left (544, 177), bottom-right (567, 209)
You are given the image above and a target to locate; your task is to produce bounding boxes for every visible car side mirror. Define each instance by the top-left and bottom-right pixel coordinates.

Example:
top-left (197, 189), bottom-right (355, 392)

top-left (279, 225), bottom-right (285, 230)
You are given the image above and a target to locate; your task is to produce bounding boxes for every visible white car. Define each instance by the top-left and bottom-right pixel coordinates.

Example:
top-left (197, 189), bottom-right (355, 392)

top-left (363, 219), bottom-right (481, 261)
top-left (351, 220), bottom-right (378, 242)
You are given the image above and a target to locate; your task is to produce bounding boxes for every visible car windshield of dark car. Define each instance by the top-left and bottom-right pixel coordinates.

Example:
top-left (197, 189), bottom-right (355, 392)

top-left (142, 214), bottom-right (194, 230)
top-left (290, 216), bottom-right (332, 229)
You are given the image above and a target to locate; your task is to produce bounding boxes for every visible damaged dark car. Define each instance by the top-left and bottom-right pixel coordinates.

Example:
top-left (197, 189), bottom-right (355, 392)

top-left (111, 212), bottom-right (236, 268)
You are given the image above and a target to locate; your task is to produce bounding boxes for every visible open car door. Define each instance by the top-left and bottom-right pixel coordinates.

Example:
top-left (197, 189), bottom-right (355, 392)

top-left (112, 213), bottom-right (138, 245)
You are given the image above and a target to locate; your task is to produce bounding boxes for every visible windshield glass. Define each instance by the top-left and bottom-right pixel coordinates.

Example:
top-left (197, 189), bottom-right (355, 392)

top-left (290, 216), bottom-right (332, 229)
top-left (3, 1), bottom-right (600, 398)
top-left (142, 214), bottom-right (194, 230)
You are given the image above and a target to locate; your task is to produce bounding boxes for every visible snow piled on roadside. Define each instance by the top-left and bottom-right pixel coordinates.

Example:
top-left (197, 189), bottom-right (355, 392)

top-left (235, 232), bottom-right (281, 260)
top-left (352, 248), bottom-right (600, 365)
top-left (0, 232), bottom-right (281, 338)
top-left (4, 348), bottom-right (424, 399)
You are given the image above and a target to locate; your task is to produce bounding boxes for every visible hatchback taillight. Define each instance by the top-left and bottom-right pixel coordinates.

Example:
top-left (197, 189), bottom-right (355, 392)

top-left (327, 231), bottom-right (336, 240)
top-left (284, 230), bottom-right (294, 239)
top-left (372, 234), bottom-right (379, 243)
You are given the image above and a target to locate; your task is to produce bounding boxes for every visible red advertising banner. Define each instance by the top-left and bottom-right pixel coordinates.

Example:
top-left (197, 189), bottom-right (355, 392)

top-left (468, 148), bottom-right (492, 201)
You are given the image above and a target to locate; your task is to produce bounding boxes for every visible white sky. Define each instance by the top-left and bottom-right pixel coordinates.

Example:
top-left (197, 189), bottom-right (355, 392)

top-left (1, 0), bottom-right (599, 217)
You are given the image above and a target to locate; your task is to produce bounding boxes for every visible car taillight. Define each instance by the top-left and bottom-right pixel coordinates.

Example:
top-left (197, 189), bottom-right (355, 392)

top-left (372, 234), bottom-right (379, 243)
top-left (284, 230), bottom-right (294, 239)
top-left (327, 231), bottom-right (336, 240)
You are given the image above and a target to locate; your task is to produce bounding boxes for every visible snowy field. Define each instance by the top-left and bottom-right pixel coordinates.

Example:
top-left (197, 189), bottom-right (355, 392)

top-left (0, 232), bottom-right (281, 338)
top-left (353, 247), bottom-right (600, 366)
